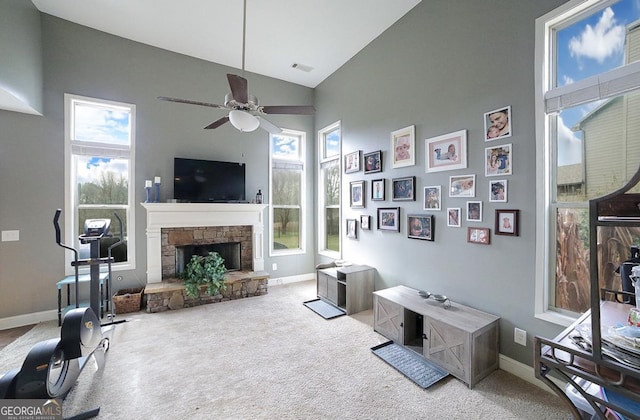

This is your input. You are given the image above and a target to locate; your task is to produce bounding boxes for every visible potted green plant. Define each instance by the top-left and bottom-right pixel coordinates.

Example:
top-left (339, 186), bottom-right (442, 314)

top-left (180, 252), bottom-right (227, 298)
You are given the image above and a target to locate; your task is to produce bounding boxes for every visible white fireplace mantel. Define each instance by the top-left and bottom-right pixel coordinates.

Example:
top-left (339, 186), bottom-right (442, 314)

top-left (141, 203), bottom-right (268, 284)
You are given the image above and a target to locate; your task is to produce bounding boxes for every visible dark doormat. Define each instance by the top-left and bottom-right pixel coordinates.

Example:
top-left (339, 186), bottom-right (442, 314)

top-left (303, 298), bottom-right (346, 319)
top-left (371, 341), bottom-right (449, 389)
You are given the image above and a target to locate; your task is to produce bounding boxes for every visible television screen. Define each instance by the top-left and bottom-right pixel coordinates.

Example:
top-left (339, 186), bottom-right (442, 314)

top-left (174, 158), bottom-right (246, 202)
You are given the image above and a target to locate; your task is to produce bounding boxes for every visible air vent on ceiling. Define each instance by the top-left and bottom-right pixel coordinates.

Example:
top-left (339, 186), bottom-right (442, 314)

top-left (292, 63), bottom-right (314, 73)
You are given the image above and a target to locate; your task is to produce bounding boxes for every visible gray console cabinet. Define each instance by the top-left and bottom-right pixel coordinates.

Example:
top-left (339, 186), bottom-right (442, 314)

top-left (373, 285), bottom-right (500, 388)
top-left (316, 265), bottom-right (374, 315)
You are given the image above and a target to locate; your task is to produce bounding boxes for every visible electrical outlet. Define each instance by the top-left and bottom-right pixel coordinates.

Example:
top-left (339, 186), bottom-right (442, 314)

top-left (514, 328), bottom-right (527, 346)
top-left (272, 263), bottom-right (278, 271)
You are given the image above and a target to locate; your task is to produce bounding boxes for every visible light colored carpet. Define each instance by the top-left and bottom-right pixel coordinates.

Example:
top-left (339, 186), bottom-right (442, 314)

top-left (0, 280), bottom-right (572, 419)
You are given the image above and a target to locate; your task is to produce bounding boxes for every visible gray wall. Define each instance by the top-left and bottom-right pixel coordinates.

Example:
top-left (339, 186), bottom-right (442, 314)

top-left (0, 14), bottom-right (315, 319)
top-left (314, 0), bottom-right (567, 364)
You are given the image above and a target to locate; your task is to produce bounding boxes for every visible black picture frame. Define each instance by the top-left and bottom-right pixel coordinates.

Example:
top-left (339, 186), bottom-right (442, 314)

top-left (392, 176), bottom-right (416, 201)
top-left (364, 150), bottom-right (382, 174)
top-left (408, 214), bottom-right (434, 241)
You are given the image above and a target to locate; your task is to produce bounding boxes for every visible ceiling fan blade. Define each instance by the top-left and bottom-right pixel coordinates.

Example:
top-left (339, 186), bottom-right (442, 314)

top-left (157, 96), bottom-right (226, 109)
top-left (227, 74), bottom-right (249, 104)
top-left (256, 116), bottom-right (283, 134)
top-left (261, 105), bottom-right (315, 115)
top-left (204, 116), bottom-right (230, 130)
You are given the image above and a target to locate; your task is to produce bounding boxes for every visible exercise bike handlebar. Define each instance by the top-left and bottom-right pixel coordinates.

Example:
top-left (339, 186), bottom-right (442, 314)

top-left (54, 209), bottom-right (79, 263)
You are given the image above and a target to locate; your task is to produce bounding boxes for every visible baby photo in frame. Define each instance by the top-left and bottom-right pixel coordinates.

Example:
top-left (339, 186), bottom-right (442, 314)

top-left (467, 227), bottom-right (490, 245)
top-left (391, 125), bottom-right (415, 168)
top-left (449, 174), bottom-right (475, 198)
top-left (489, 180), bottom-right (507, 202)
top-left (485, 144), bottom-right (512, 176)
top-left (344, 150), bottom-right (361, 174)
top-left (424, 185), bottom-right (441, 210)
top-left (377, 207), bottom-right (400, 232)
top-left (408, 214), bottom-right (434, 241)
top-left (350, 180), bottom-right (365, 208)
top-left (425, 129), bottom-right (467, 173)
top-left (364, 150), bottom-right (382, 174)
top-left (392, 176), bottom-right (416, 201)
top-left (484, 106), bottom-right (512, 141)
top-left (447, 208), bottom-right (461, 227)
top-left (466, 201), bottom-right (482, 222)
top-left (495, 209), bottom-right (519, 236)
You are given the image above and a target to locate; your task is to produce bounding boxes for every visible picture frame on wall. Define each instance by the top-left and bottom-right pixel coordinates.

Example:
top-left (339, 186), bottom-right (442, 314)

top-left (392, 176), bottom-right (416, 201)
top-left (346, 219), bottom-right (358, 239)
top-left (350, 180), bottom-right (365, 208)
top-left (344, 150), bottom-right (361, 174)
top-left (489, 180), bottom-right (507, 202)
top-left (408, 214), bottom-right (434, 241)
top-left (425, 129), bottom-right (467, 173)
top-left (466, 201), bottom-right (482, 222)
top-left (391, 125), bottom-right (415, 168)
top-left (467, 227), bottom-right (490, 245)
top-left (423, 185), bottom-right (441, 211)
top-left (447, 208), bottom-right (461, 227)
top-left (371, 178), bottom-right (385, 201)
top-left (377, 207), bottom-right (400, 232)
top-left (449, 174), bottom-right (475, 198)
top-left (495, 209), bottom-right (519, 236)
top-left (364, 150), bottom-right (382, 174)
top-left (485, 144), bottom-right (512, 176)
top-left (484, 105), bottom-right (512, 141)
top-left (360, 215), bottom-right (371, 230)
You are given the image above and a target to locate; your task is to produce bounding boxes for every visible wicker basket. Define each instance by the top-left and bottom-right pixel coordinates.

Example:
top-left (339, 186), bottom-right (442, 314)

top-left (112, 287), bottom-right (143, 314)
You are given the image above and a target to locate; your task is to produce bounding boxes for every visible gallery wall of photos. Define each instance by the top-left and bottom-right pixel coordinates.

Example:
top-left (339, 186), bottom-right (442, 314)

top-left (343, 105), bottom-right (519, 245)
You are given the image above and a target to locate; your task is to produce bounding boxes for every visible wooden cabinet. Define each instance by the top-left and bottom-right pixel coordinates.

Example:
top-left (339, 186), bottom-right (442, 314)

top-left (316, 265), bottom-right (374, 315)
top-left (373, 285), bottom-right (500, 388)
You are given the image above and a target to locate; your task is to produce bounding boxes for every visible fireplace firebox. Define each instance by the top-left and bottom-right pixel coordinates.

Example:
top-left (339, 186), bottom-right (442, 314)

top-left (176, 242), bottom-right (242, 274)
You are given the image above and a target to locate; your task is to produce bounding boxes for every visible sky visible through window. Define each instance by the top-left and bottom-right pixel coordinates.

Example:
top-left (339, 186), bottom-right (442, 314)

top-left (556, 0), bottom-right (640, 166)
top-left (272, 135), bottom-right (300, 160)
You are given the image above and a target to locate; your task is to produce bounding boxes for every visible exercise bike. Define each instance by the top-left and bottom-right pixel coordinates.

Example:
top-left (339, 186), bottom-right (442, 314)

top-left (0, 210), bottom-right (125, 419)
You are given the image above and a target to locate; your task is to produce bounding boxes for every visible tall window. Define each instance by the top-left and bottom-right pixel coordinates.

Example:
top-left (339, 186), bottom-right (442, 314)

top-left (318, 121), bottom-right (341, 257)
top-left (270, 129), bottom-right (305, 255)
top-left (535, 0), bottom-right (640, 324)
top-left (64, 94), bottom-right (135, 273)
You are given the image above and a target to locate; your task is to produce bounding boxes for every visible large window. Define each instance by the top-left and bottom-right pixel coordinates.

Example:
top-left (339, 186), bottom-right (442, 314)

top-left (270, 129), bottom-right (305, 255)
top-left (535, 0), bottom-right (640, 324)
top-left (318, 121), bottom-right (341, 257)
top-left (64, 94), bottom-right (135, 273)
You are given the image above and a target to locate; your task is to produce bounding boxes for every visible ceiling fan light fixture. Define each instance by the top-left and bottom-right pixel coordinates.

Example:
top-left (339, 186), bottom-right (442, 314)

top-left (229, 109), bottom-right (259, 132)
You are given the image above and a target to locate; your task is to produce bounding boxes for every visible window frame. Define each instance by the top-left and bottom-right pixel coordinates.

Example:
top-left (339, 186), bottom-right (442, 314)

top-left (269, 128), bottom-right (306, 256)
top-left (318, 121), bottom-right (342, 259)
top-left (64, 93), bottom-right (136, 274)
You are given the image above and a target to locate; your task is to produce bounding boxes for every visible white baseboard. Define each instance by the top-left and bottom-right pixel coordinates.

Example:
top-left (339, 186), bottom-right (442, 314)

top-left (268, 272), bottom-right (314, 286)
top-left (498, 353), bottom-right (565, 393)
top-left (0, 309), bottom-right (58, 330)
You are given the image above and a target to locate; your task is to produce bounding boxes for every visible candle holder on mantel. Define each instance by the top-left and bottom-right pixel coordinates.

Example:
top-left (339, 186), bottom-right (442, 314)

top-left (153, 177), bottom-right (161, 203)
top-left (144, 180), bottom-right (152, 203)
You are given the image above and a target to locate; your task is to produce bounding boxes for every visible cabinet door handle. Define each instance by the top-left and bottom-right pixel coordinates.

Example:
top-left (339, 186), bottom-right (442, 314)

top-left (422, 333), bottom-right (428, 340)
top-left (400, 322), bottom-right (404, 328)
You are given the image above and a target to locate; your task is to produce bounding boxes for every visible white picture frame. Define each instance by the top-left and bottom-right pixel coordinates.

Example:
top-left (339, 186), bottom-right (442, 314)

top-left (391, 125), bottom-right (416, 168)
top-left (484, 105), bottom-right (512, 141)
top-left (425, 129), bottom-right (467, 173)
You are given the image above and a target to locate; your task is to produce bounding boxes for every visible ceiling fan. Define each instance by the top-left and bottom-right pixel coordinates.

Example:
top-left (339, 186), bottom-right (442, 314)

top-left (157, 0), bottom-right (314, 134)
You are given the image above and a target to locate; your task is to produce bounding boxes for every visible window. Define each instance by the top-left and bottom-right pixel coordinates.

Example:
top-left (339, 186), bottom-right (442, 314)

top-left (318, 121), bottom-right (341, 257)
top-left (535, 0), bottom-right (640, 324)
top-left (270, 129), bottom-right (305, 255)
top-left (64, 94), bottom-right (136, 273)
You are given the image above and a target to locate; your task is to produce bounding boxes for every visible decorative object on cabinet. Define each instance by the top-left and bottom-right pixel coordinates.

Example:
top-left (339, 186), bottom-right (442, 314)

top-left (424, 185), bottom-right (441, 210)
top-left (485, 144), bottom-right (512, 176)
top-left (495, 209), bottom-right (519, 236)
top-left (364, 150), bottom-right (382, 173)
top-left (447, 208), bottom-right (461, 227)
top-left (315, 263), bottom-right (375, 315)
top-left (350, 180), bottom-right (365, 208)
top-left (371, 178), bottom-right (385, 201)
top-left (467, 227), bottom-right (490, 245)
top-left (391, 125), bottom-right (415, 168)
top-left (489, 180), bottom-right (507, 202)
top-left (466, 201), bottom-right (482, 222)
top-left (425, 129), bottom-right (467, 173)
top-left (344, 150), bottom-right (361, 174)
top-left (484, 105), bottom-right (512, 141)
top-left (373, 285), bottom-right (500, 388)
top-left (408, 214), bottom-right (434, 241)
top-left (377, 207), bottom-right (400, 232)
top-left (392, 176), bottom-right (416, 201)
top-left (449, 174), bottom-right (475, 198)
top-left (360, 215), bottom-right (371, 230)
top-left (346, 219), bottom-right (357, 239)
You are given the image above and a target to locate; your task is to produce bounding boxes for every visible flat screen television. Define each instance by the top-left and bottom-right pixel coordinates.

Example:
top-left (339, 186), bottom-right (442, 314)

top-left (174, 158), bottom-right (246, 203)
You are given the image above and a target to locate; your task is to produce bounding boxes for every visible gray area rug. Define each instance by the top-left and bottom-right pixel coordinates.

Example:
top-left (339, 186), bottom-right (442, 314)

top-left (0, 280), bottom-right (572, 419)
top-left (371, 341), bottom-right (449, 388)
top-left (303, 298), bottom-right (346, 319)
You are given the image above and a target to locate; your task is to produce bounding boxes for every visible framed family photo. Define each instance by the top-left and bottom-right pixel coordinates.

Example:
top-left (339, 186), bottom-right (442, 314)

top-left (377, 207), bottom-right (400, 232)
top-left (495, 209), bottom-right (519, 236)
top-left (423, 185), bottom-right (441, 210)
top-left (467, 227), bottom-right (490, 245)
top-left (346, 219), bottom-right (358, 239)
top-left (392, 176), bottom-right (416, 201)
top-left (466, 201), bottom-right (482, 222)
top-left (485, 144), bottom-right (512, 176)
top-left (425, 129), bottom-right (467, 173)
top-left (350, 180), bottom-right (365, 208)
top-left (371, 178), bottom-right (385, 201)
top-left (489, 180), bottom-right (507, 202)
top-left (449, 174), bottom-right (475, 198)
top-left (364, 150), bottom-right (382, 174)
top-left (360, 215), bottom-right (371, 230)
top-left (391, 125), bottom-right (415, 168)
top-left (447, 208), bottom-right (461, 227)
top-left (484, 106), bottom-right (512, 141)
top-left (344, 150), bottom-right (361, 174)
top-left (408, 214), bottom-right (434, 241)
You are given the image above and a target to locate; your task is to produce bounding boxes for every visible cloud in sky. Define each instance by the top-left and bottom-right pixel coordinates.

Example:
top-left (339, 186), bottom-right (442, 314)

top-left (557, 115), bottom-right (582, 166)
top-left (568, 7), bottom-right (625, 64)
top-left (273, 135), bottom-right (299, 159)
